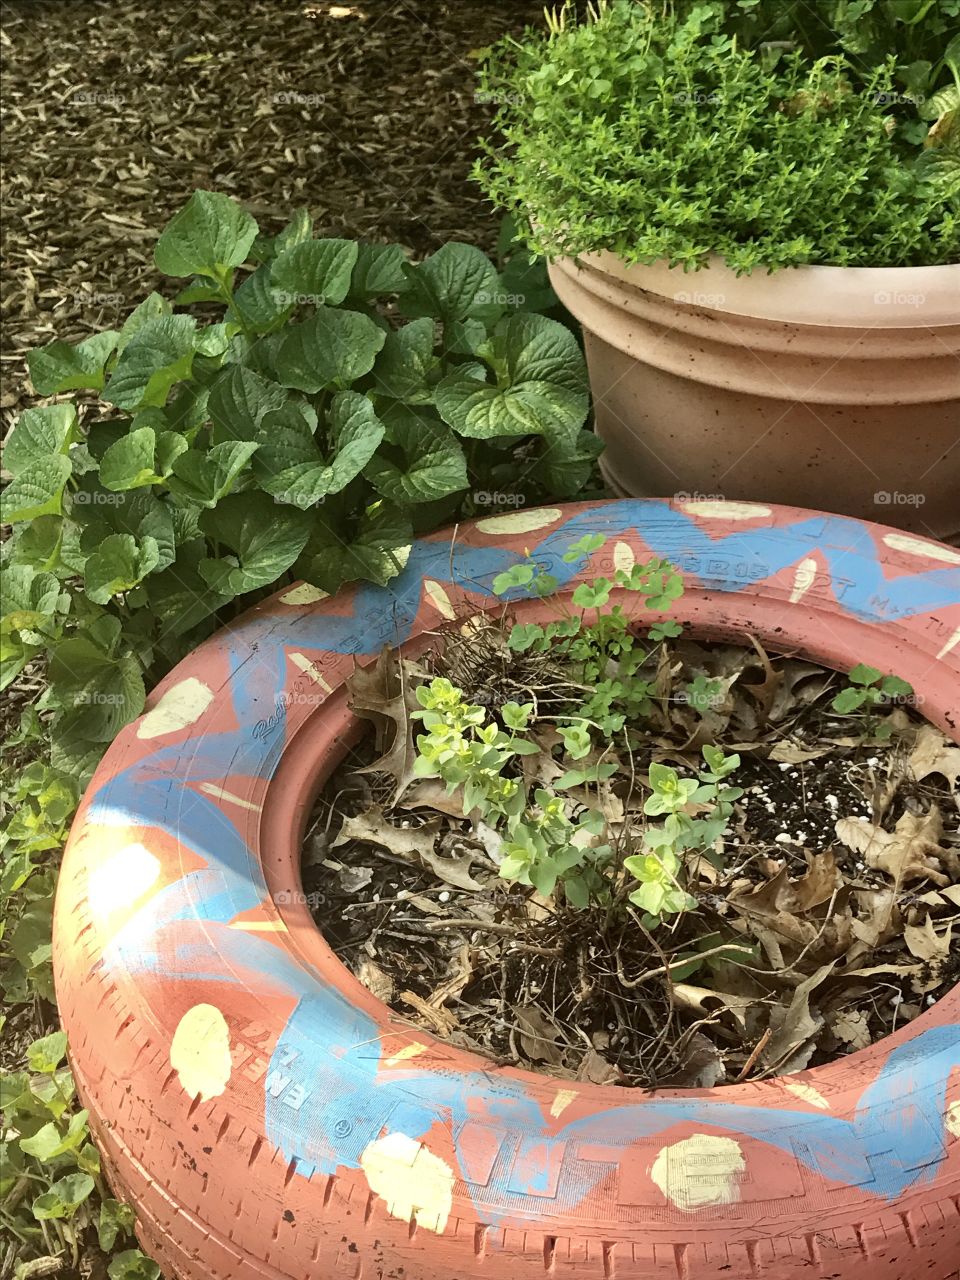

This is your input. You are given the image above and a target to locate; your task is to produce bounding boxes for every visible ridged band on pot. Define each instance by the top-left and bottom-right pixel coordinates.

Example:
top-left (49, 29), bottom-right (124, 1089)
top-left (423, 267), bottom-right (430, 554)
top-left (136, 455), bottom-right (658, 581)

top-left (547, 254), bottom-right (960, 537)
top-left (54, 499), bottom-right (960, 1280)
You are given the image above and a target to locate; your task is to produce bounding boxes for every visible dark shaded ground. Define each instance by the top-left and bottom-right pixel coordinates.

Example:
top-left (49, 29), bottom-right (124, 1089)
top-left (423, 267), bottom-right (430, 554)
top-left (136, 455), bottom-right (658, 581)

top-left (0, 0), bottom-right (546, 425)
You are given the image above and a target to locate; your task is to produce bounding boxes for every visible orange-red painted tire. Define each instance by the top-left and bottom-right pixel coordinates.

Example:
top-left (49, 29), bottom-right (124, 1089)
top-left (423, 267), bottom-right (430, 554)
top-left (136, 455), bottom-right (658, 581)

top-left (54, 499), bottom-right (960, 1280)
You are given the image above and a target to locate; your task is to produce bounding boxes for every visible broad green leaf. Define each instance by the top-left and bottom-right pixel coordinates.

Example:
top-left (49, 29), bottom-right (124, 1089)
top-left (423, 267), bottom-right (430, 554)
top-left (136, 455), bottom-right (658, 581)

top-left (33, 1172), bottom-right (95, 1220)
top-left (26, 1031), bottom-right (68, 1073)
top-left (274, 208), bottom-right (314, 255)
top-left (532, 428), bottom-right (603, 497)
top-left (155, 430), bottom-right (189, 476)
top-left (84, 533), bottom-right (161, 604)
top-left (99, 428), bottom-right (160, 491)
top-left (146, 539), bottom-right (230, 640)
top-left (255, 392), bottom-right (385, 507)
top-left (850, 662), bottom-right (883, 686)
top-left (296, 500), bottom-right (412, 593)
top-left (74, 488), bottom-right (177, 572)
top-left (1, 565), bottom-right (65, 637)
top-left (108, 1250), bottom-right (162, 1280)
top-left (271, 238), bottom-right (359, 306)
top-left (154, 190), bottom-right (259, 279)
top-left (173, 279), bottom-right (224, 305)
top-left (195, 323), bottom-right (231, 357)
top-left (99, 1199), bottom-right (137, 1252)
top-left (117, 293), bottom-right (171, 353)
top-left (348, 242), bottom-right (409, 300)
top-left (400, 242), bottom-right (502, 324)
top-left (27, 331), bottom-right (119, 395)
top-left (199, 491), bottom-right (312, 595)
top-left (365, 415), bottom-right (467, 504)
top-left (232, 265), bottom-right (292, 332)
top-left (48, 631), bottom-right (145, 741)
top-left (370, 318), bottom-right (437, 401)
top-left (0, 456), bottom-right (72, 523)
top-left (10, 904), bottom-right (53, 971)
top-left (21, 1110), bottom-right (88, 1160)
top-left (168, 440), bottom-right (260, 507)
top-left (3, 404), bottom-right (77, 476)
top-left (275, 307), bottom-right (385, 392)
top-left (208, 364), bottom-right (287, 443)
top-left (436, 314), bottom-right (588, 441)
top-left (435, 377), bottom-right (586, 439)
top-left (103, 314), bottom-right (196, 410)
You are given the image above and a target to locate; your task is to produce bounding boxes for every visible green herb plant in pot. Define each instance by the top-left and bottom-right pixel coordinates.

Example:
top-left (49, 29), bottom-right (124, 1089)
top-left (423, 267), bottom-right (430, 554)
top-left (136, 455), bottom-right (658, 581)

top-left (476, 0), bottom-right (960, 535)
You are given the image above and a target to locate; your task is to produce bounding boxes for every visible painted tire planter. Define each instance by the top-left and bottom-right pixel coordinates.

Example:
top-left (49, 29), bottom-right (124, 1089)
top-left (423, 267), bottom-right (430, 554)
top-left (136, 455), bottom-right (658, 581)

top-left (54, 498), bottom-right (960, 1280)
top-left (547, 253), bottom-right (960, 538)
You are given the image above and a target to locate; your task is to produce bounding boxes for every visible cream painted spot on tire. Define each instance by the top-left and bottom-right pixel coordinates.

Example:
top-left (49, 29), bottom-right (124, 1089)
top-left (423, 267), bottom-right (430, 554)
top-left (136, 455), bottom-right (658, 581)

top-left (681, 501), bottom-right (772, 520)
top-left (789, 558), bottom-right (818, 604)
top-left (137, 678), bottom-right (214, 740)
top-left (360, 1132), bottom-right (453, 1233)
top-left (937, 627), bottom-right (960, 660)
top-left (947, 1101), bottom-right (960, 1139)
top-left (170, 1004), bottom-right (231, 1102)
top-left (613, 542), bottom-right (635, 575)
top-left (424, 580), bottom-right (457, 620)
top-left (280, 583), bottom-right (329, 606)
top-left (88, 843), bottom-right (160, 917)
top-left (783, 1080), bottom-right (830, 1110)
top-left (475, 508), bottom-right (562, 535)
top-left (882, 533), bottom-right (960, 565)
top-left (651, 1133), bottom-right (745, 1210)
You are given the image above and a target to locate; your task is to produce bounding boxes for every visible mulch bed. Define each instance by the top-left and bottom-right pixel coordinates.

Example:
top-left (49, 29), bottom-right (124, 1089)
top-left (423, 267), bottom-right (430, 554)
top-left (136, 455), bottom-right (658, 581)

top-left (0, 0), bottom-right (545, 429)
top-left (306, 626), bottom-right (960, 1089)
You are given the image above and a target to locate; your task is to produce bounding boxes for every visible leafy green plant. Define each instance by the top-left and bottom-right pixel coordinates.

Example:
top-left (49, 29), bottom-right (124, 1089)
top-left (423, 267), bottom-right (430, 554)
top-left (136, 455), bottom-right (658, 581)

top-left (722, 0), bottom-right (960, 118)
top-left (831, 661), bottom-right (914, 737)
top-left (412, 535), bottom-right (742, 923)
top-left (475, 0), bottom-right (958, 269)
top-left (0, 188), bottom-right (594, 853)
top-left (0, 1032), bottom-right (155, 1276)
top-left (625, 747), bottom-right (742, 922)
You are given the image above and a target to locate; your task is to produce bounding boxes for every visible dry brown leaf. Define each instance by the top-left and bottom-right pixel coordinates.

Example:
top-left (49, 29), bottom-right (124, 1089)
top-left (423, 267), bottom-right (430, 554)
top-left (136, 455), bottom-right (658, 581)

top-left (768, 740), bottom-right (832, 765)
top-left (671, 984), bottom-right (754, 1029)
top-left (783, 850), bottom-right (844, 912)
top-left (357, 958), bottom-right (395, 1002)
top-left (909, 724), bottom-right (960, 804)
top-left (576, 1048), bottom-right (621, 1085)
top-left (348, 649), bottom-right (423, 798)
top-left (762, 962), bottom-right (835, 1069)
top-left (398, 779), bottom-right (465, 818)
top-left (512, 1005), bottom-right (563, 1065)
top-left (657, 1032), bottom-right (726, 1088)
top-left (830, 1008), bottom-right (872, 1049)
top-left (335, 805), bottom-right (483, 890)
top-left (903, 916), bottom-right (952, 963)
top-left (834, 809), bottom-right (950, 885)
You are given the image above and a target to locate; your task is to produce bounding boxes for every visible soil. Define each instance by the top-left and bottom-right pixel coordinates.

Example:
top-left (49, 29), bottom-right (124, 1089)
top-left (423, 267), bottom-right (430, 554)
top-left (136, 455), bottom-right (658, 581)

top-left (305, 627), bottom-right (960, 1090)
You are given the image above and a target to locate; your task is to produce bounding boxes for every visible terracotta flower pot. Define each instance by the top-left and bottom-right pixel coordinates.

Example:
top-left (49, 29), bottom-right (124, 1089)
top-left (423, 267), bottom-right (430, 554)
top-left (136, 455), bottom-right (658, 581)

top-left (548, 254), bottom-right (960, 537)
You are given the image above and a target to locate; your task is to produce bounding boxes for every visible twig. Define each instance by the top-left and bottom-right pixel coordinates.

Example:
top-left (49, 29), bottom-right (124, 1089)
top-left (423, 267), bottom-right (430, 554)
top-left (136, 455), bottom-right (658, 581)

top-left (735, 1027), bottom-right (772, 1081)
top-left (615, 942), bottom-right (756, 989)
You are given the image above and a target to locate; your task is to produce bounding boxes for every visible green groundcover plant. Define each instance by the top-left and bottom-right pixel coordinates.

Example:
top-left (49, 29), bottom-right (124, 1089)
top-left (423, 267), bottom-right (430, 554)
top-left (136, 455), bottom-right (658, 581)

top-left (0, 189), bottom-right (597, 934)
top-left (0, 192), bottom-right (594, 1272)
top-left (475, 0), bottom-right (960, 270)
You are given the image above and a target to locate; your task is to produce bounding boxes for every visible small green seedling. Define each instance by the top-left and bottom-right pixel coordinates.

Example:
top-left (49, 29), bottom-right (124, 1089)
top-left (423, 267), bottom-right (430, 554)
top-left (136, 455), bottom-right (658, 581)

top-left (831, 663), bottom-right (913, 739)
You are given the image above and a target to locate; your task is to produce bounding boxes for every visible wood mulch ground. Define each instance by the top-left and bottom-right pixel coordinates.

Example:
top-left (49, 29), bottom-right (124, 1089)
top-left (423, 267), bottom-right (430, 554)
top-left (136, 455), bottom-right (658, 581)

top-left (0, 0), bottom-right (545, 430)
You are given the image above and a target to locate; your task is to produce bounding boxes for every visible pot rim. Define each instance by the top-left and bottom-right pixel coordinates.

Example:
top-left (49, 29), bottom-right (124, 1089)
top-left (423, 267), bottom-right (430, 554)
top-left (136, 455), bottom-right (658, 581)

top-left (561, 249), bottom-right (960, 327)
